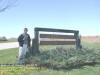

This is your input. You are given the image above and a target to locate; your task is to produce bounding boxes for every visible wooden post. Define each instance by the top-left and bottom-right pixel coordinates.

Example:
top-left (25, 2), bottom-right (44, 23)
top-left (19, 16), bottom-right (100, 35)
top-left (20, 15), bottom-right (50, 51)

top-left (75, 31), bottom-right (79, 49)
top-left (31, 38), bottom-right (35, 55)
top-left (32, 30), bottom-right (40, 54)
top-left (78, 35), bottom-right (82, 49)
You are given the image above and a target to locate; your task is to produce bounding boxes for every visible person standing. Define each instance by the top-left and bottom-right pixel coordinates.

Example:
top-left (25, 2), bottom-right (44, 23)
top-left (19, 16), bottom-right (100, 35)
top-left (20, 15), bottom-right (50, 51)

top-left (17, 28), bottom-right (31, 64)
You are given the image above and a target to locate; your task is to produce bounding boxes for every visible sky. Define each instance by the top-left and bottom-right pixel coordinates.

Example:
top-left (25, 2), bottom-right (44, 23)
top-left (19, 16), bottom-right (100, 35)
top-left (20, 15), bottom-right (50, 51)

top-left (0, 0), bottom-right (100, 38)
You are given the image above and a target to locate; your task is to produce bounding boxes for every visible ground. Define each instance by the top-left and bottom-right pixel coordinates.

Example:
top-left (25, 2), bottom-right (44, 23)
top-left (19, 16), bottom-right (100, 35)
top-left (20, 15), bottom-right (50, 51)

top-left (0, 40), bottom-right (17, 43)
top-left (0, 42), bottom-right (18, 50)
top-left (82, 36), bottom-right (100, 43)
top-left (0, 37), bottom-right (100, 75)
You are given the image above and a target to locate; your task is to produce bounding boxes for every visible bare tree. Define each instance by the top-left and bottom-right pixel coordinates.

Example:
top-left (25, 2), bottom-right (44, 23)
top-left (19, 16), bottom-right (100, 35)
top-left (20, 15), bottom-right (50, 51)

top-left (0, 0), bottom-right (17, 12)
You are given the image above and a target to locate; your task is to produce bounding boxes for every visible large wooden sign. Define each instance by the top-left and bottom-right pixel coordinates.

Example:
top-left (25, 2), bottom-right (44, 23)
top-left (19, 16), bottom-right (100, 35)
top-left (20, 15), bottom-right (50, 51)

top-left (32, 27), bottom-right (81, 54)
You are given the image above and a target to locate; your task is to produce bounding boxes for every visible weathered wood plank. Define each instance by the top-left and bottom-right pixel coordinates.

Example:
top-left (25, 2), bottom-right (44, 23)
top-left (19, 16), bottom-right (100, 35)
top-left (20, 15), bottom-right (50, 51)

top-left (35, 27), bottom-right (79, 33)
top-left (40, 34), bottom-right (75, 39)
top-left (40, 41), bottom-right (76, 45)
top-left (75, 32), bottom-right (79, 49)
top-left (33, 31), bottom-right (40, 54)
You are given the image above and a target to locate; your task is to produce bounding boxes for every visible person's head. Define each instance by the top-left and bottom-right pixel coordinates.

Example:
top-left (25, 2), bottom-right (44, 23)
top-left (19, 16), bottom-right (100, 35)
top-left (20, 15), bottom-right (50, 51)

top-left (24, 28), bottom-right (28, 34)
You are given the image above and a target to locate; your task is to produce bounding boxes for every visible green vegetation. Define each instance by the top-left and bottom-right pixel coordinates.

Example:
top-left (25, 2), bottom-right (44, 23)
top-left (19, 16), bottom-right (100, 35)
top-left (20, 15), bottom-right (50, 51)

top-left (0, 42), bottom-right (100, 75)
top-left (0, 40), bottom-right (17, 43)
top-left (0, 49), bottom-right (18, 75)
top-left (18, 65), bottom-right (100, 75)
top-left (23, 48), bottom-right (100, 69)
top-left (0, 48), bottom-right (18, 64)
top-left (82, 42), bottom-right (100, 49)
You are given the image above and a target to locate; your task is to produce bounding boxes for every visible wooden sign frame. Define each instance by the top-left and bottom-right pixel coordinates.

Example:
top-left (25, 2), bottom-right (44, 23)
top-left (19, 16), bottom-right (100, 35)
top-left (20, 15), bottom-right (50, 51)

top-left (32, 27), bottom-right (81, 54)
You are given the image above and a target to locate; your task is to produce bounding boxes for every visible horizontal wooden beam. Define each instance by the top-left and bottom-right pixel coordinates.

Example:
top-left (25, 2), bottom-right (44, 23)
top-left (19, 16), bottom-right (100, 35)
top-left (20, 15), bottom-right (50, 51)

top-left (40, 34), bottom-right (75, 39)
top-left (35, 27), bottom-right (79, 33)
top-left (40, 41), bottom-right (76, 45)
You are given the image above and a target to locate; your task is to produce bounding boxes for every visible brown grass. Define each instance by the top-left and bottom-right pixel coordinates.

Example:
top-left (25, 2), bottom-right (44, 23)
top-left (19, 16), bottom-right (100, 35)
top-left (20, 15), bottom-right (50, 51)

top-left (82, 36), bottom-right (100, 43)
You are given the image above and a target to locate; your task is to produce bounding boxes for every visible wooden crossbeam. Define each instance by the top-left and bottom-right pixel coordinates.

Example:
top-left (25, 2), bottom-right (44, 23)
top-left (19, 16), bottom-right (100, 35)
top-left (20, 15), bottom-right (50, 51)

top-left (35, 27), bottom-right (79, 33)
top-left (40, 41), bottom-right (76, 45)
top-left (40, 34), bottom-right (75, 39)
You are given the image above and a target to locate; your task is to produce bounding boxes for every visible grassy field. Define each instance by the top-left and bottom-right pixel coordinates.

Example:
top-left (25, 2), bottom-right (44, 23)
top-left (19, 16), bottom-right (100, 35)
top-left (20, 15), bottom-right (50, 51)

top-left (81, 42), bottom-right (100, 49)
top-left (0, 42), bottom-right (100, 75)
top-left (0, 40), bottom-right (17, 43)
top-left (19, 65), bottom-right (100, 75)
top-left (0, 48), bottom-right (18, 64)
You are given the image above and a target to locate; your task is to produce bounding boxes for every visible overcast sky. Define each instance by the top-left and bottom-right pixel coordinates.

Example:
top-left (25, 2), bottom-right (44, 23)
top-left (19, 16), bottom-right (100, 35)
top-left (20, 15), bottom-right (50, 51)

top-left (0, 0), bottom-right (100, 38)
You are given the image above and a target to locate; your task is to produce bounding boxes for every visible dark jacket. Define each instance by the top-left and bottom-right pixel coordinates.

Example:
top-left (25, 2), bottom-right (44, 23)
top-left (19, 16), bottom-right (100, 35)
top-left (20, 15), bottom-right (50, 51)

top-left (18, 34), bottom-right (31, 47)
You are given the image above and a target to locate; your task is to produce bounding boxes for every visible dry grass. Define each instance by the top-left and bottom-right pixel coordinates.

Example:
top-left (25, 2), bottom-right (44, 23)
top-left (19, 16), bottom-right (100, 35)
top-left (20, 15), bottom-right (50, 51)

top-left (82, 36), bottom-right (100, 43)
